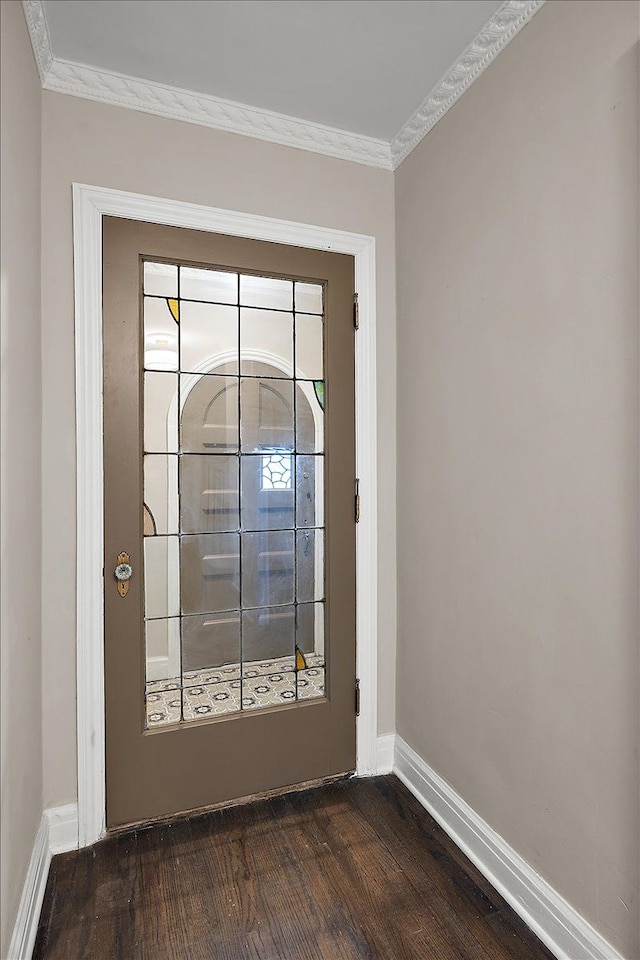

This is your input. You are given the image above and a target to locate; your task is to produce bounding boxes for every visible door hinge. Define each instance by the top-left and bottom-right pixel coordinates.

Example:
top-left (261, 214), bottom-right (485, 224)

top-left (353, 292), bottom-right (359, 330)
top-left (355, 678), bottom-right (361, 717)
top-left (354, 478), bottom-right (360, 523)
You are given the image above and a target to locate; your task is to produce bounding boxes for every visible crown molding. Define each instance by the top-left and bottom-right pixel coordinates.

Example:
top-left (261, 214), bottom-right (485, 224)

top-left (22, 0), bottom-right (544, 171)
top-left (42, 57), bottom-right (393, 169)
top-left (390, 0), bottom-right (546, 168)
top-left (22, 0), bottom-right (52, 82)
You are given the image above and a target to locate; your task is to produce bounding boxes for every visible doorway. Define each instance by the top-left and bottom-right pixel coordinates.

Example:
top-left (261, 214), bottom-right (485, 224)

top-left (73, 184), bottom-right (378, 847)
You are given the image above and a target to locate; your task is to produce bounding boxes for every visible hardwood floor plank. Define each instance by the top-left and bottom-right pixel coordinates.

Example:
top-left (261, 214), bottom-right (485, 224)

top-left (112, 830), bottom-right (144, 960)
top-left (33, 776), bottom-right (555, 960)
top-left (348, 777), bottom-right (554, 960)
top-left (285, 785), bottom-right (494, 960)
top-left (266, 792), bottom-right (380, 959)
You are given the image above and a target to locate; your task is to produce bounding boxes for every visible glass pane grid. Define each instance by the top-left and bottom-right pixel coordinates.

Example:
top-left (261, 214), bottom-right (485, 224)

top-left (143, 263), bottom-right (326, 727)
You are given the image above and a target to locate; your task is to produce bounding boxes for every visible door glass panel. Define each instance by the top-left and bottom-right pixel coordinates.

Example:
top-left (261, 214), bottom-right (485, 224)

top-left (144, 373), bottom-right (178, 453)
top-left (296, 603), bottom-right (325, 700)
top-left (145, 618), bottom-right (181, 726)
top-left (295, 315), bottom-right (323, 380)
top-left (296, 381), bottom-right (324, 452)
top-left (240, 378), bottom-right (294, 452)
top-left (182, 612), bottom-right (241, 719)
top-left (144, 261), bottom-right (178, 298)
top-left (181, 532), bottom-right (240, 614)
top-left (180, 455), bottom-right (239, 533)
top-left (240, 308), bottom-right (293, 378)
top-left (180, 266), bottom-right (238, 304)
top-left (180, 302), bottom-right (238, 373)
top-left (144, 536), bottom-right (180, 619)
top-left (240, 454), bottom-right (294, 531)
top-left (296, 529), bottom-right (324, 602)
top-left (240, 274), bottom-right (293, 311)
top-left (180, 374), bottom-right (239, 453)
top-left (144, 297), bottom-right (179, 371)
top-left (296, 456), bottom-right (324, 528)
top-left (143, 262), bottom-right (327, 724)
top-left (241, 606), bottom-right (296, 710)
top-left (144, 455), bottom-right (178, 536)
top-left (295, 282), bottom-right (323, 315)
top-left (182, 612), bottom-right (241, 682)
top-left (242, 530), bottom-right (295, 609)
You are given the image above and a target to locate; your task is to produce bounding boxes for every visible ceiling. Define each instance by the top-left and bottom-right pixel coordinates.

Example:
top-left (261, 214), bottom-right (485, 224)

top-left (42, 0), bottom-right (502, 141)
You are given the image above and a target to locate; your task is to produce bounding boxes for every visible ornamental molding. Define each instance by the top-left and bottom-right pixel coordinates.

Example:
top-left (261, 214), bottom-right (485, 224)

top-left (22, 0), bottom-right (544, 171)
top-left (390, 0), bottom-right (546, 167)
top-left (22, 0), bottom-right (52, 81)
top-left (43, 58), bottom-right (393, 169)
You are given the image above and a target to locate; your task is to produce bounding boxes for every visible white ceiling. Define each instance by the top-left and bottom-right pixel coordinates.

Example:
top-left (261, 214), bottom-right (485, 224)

top-left (42, 0), bottom-right (502, 141)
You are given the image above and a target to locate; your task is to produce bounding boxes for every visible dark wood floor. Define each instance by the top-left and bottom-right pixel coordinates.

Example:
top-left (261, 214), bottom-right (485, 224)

top-left (33, 775), bottom-right (554, 960)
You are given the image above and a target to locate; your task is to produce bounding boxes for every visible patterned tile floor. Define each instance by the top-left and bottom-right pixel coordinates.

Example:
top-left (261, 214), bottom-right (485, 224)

top-left (145, 654), bottom-right (325, 727)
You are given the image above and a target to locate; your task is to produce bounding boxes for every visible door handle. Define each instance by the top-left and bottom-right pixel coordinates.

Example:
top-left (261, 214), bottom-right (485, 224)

top-left (114, 552), bottom-right (133, 597)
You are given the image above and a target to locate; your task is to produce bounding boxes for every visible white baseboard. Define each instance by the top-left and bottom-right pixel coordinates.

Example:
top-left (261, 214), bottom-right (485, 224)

top-left (375, 733), bottom-right (395, 774)
top-left (45, 802), bottom-right (79, 855)
top-left (7, 803), bottom-right (79, 959)
top-left (393, 735), bottom-right (624, 960)
top-left (6, 818), bottom-right (51, 960)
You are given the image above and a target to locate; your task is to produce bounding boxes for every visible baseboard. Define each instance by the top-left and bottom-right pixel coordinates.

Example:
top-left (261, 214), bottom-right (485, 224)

top-left (7, 803), bottom-right (79, 959)
top-left (45, 802), bottom-right (79, 855)
top-left (393, 735), bottom-right (624, 960)
top-left (6, 817), bottom-right (51, 960)
top-left (375, 733), bottom-right (395, 774)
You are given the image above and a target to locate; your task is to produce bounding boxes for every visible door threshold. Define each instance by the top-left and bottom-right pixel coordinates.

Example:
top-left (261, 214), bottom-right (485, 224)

top-left (106, 770), bottom-right (355, 838)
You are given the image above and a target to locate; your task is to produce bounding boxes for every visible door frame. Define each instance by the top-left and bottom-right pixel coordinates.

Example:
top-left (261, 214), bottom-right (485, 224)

top-left (73, 182), bottom-right (379, 848)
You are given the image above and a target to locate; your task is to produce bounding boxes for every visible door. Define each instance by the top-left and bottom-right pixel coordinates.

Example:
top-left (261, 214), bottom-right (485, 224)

top-left (103, 217), bottom-right (356, 828)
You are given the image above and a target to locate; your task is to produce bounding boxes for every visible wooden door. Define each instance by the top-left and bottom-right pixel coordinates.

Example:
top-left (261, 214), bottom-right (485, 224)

top-left (103, 217), bottom-right (356, 828)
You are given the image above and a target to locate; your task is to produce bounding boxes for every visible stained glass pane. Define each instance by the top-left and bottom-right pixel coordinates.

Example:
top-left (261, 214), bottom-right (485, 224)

top-left (296, 603), bottom-right (325, 701)
top-left (180, 374), bottom-right (239, 453)
top-left (295, 282), bottom-right (323, 315)
top-left (144, 455), bottom-right (178, 535)
top-left (144, 261), bottom-right (177, 298)
top-left (240, 274), bottom-right (293, 311)
top-left (181, 612), bottom-right (241, 718)
top-left (182, 611), bottom-right (241, 680)
top-left (240, 308), bottom-right (293, 378)
top-left (180, 455), bottom-right (239, 533)
top-left (180, 302), bottom-right (238, 374)
top-left (181, 532), bottom-right (240, 615)
top-left (144, 297), bottom-right (179, 371)
top-left (296, 380), bottom-right (324, 453)
top-left (144, 536), bottom-right (180, 619)
top-left (295, 315), bottom-right (323, 380)
top-left (241, 530), bottom-right (295, 609)
top-left (241, 605), bottom-right (295, 709)
top-left (240, 378), bottom-right (294, 453)
top-left (144, 373), bottom-right (178, 453)
top-left (296, 456), bottom-right (324, 528)
top-left (296, 528), bottom-right (324, 602)
top-left (181, 266), bottom-right (238, 304)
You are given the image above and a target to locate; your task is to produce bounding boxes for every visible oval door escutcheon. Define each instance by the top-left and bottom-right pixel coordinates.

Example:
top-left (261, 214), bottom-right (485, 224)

top-left (115, 552), bottom-right (133, 597)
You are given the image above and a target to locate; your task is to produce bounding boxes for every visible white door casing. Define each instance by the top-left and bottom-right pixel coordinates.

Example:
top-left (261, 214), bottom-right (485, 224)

top-left (73, 183), bottom-right (378, 847)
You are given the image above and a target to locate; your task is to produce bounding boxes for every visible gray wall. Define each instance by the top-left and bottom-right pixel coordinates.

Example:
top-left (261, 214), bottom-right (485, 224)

top-left (40, 90), bottom-right (397, 807)
top-left (395, 1), bottom-right (639, 956)
top-left (0, 2), bottom-right (43, 954)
